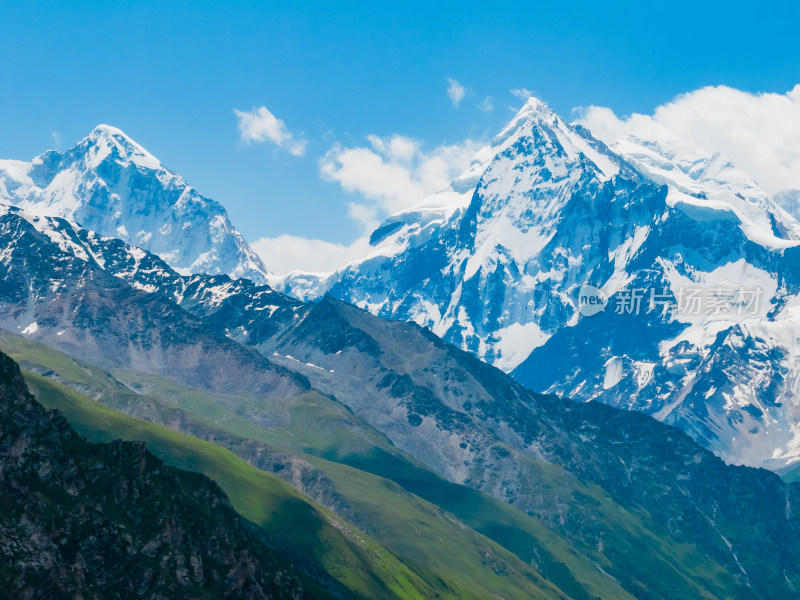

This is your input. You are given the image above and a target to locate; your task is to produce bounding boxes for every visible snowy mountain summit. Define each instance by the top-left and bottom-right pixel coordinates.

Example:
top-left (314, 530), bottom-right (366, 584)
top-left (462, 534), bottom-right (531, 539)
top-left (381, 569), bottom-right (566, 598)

top-left (278, 97), bottom-right (800, 471)
top-left (0, 125), bottom-right (269, 283)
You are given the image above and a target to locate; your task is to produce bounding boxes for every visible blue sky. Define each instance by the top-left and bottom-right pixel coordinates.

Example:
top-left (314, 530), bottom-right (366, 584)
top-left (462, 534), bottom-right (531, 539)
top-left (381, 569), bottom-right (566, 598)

top-left (1, 1), bottom-right (799, 272)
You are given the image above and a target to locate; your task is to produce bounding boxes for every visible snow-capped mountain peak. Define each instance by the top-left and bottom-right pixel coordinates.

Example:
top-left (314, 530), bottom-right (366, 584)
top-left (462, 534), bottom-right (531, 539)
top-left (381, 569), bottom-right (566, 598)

top-left (280, 96), bottom-right (660, 367)
top-left (491, 96), bottom-right (620, 182)
top-left (0, 126), bottom-right (270, 284)
top-left (78, 124), bottom-right (163, 171)
top-left (328, 96), bottom-right (629, 278)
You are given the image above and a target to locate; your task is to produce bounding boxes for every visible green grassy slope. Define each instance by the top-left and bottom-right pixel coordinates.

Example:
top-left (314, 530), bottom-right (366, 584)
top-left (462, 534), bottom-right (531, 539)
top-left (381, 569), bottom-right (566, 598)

top-left (1, 330), bottom-right (638, 599)
top-left (24, 373), bottom-right (442, 600)
top-left (25, 372), bottom-right (573, 600)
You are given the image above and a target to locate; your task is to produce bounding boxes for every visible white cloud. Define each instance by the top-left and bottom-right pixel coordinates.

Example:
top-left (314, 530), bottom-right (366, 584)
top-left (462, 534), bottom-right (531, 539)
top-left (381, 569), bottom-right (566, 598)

top-left (510, 88), bottom-right (535, 101)
top-left (319, 134), bottom-right (482, 231)
top-left (234, 106), bottom-right (308, 156)
top-left (255, 135), bottom-right (480, 276)
top-left (346, 201), bottom-right (380, 232)
top-left (51, 131), bottom-right (62, 148)
top-left (447, 77), bottom-right (466, 107)
top-left (478, 96), bottom-right (494, 112)
top-left (255, 134), bottom-right (481, 275)
top-left (576, 84), bottom-right (800, 195)
top-left (251, 234), bottom-right (370, 276)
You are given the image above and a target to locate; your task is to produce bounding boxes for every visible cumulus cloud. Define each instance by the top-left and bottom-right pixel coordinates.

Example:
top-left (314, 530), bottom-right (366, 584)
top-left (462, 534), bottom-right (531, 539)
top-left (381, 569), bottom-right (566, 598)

top-left (251, 234), bottom-right (370, 276)
top-left (478, 96), bottom-right (494, 112)
top-left (234, 106), bottom-right (308, 156)
top-left (319, 133), bottom-right (482, 231)
top-left (576, 84), bottom-right (800, 195)
top-left (447, 77), bottom-right (466, 107)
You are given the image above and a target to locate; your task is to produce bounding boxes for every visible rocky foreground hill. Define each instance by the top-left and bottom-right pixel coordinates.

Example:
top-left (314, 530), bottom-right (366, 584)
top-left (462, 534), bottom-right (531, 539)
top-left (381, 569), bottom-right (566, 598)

top-left (0, 349), bottom-right (334, 600)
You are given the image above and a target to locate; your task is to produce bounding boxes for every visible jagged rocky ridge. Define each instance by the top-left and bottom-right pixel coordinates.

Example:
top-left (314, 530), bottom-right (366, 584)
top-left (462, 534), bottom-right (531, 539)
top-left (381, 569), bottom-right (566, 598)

top-left (3, 204), bottom-right (800, 599)
top-left (0, 204), bottom-right (304, 406)
top-left (0, 349), bottom-right (334, 600)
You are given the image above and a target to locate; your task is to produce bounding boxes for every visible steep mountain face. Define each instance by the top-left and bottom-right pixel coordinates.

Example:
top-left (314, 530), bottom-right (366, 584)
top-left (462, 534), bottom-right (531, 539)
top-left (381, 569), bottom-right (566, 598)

top-left (282, 99), bottom-right (663, 371)
top-left (277, 98), bottom-right (800, 471)
top-left (0, 125), bottom-right (269, 283)
top-left (0, 204), bottom-right (303, 404)
top-left (511, 131), bottom-right (800, 470)
top-left (10, 208), bottom-right (800, 600)
top-left (0, 350), bottom-right (331, 600)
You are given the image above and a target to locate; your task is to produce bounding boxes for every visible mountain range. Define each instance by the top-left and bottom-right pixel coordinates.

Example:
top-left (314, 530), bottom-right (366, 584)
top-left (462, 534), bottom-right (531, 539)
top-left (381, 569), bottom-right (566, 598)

top-left (1, 182), bottom-right (800, 598)
top-left (2, 106), bottom-right (800, 598)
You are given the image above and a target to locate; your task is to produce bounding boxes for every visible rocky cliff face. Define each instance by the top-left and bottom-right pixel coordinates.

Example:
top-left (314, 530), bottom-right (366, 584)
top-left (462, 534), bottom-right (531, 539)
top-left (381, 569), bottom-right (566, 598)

top-left (0, 349), bottom-right (333, 600)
